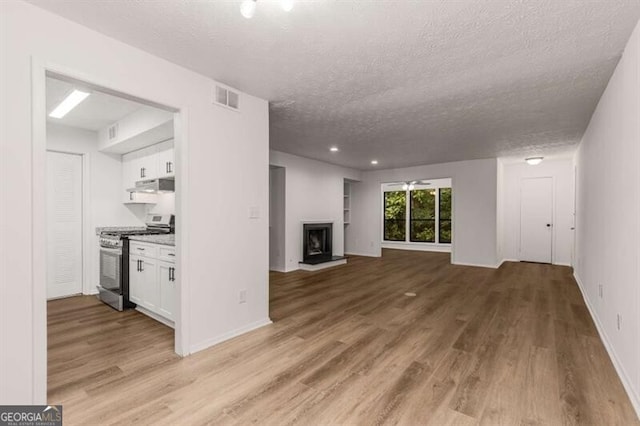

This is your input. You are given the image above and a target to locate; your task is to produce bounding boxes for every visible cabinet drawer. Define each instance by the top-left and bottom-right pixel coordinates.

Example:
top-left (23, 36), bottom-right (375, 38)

top-left (129, 242), bottom-right (158, 258)
top-left (158, 246), bottom-right (176, 263)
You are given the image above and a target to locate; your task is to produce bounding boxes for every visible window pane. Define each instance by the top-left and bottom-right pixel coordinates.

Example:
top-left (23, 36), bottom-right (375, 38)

top-left (439, 220), bottom-right (452, 243)
top-left (384, 191), bottom-right (406, 241)
top-left (410, 189), bottom-right (435, 242)
top-left (439, 188), bottom-right (452, 220)
top-left (411, 220), bottom-right (435, 242)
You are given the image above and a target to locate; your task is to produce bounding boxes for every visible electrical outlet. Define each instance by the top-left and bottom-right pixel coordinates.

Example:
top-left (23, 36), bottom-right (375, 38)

top-left (239, 290), bottom-right (247, 304)
top-left (617, 314), bottom-right (622, 331)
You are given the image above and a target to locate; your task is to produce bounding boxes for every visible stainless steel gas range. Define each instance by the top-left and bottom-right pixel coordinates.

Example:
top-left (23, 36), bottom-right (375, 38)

top-left (98, 214), bottom-right (174, 311)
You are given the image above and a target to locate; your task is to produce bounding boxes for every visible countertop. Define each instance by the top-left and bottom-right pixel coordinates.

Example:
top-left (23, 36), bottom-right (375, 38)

top-left (96, 226), bottom-right (146, 236)
top-left (127, 234), bottom-right (175, 246)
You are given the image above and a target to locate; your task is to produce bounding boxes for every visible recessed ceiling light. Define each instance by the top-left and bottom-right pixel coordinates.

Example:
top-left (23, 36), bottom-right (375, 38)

top-left (525, 156), bottom-right (544, 165)
top-left (49, 90), bottom-right (90, 119)
top-left (371, 160), bottom-right (378, 165)
top-left (281, 0), bottom-right (294, 12)
top-left (240, 0), bottom-right (257, 19)
top-left (330, 147), bottom-right (339, 152)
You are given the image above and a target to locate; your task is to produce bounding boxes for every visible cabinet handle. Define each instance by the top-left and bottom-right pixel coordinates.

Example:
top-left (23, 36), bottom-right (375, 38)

top-left (168, 253), bottom-right (175, 257)
top-left (136, 260), bottom-right (140, 272)
top-left (168, 162), bottom-right (173, 173)
top-left (129, 192), bottom-right (133, 201)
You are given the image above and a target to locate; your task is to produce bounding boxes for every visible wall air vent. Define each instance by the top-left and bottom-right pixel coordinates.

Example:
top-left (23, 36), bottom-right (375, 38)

top-left (214, 85), bottom-right (240, 111)
top-left (108, 123), bottom-right (118, 140)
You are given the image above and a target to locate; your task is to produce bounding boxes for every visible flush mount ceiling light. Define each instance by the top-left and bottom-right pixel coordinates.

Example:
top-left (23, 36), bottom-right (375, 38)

top-left (525, 156), bottom-right (544, 165)
top-left (240, 0), bottom-right (257, 18)
top-left (371, 160), bottom-right (378, 165)
top-left (241, 0), bottom-right (294, 19)
top-left (49, 89), bottom-right (90, 118)
top-left (330, 146), bottom-right (339, 152)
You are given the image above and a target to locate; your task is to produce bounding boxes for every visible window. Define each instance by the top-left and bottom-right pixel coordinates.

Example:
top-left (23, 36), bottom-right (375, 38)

top-left (383, 185), bottom-right (452, 244)
top-left (384, 191), bottom-right (406, 241)
top-left (410, 189), bottom-right (436, 242)
top-left (439, 188), bottom-right (452, 243)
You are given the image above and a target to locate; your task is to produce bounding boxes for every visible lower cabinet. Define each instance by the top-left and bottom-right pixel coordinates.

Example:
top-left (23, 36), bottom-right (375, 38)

top-left (129, 242), bottom-right (175, 324)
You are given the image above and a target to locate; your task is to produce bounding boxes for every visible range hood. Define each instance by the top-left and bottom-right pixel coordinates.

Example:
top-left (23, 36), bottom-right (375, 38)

top-left (127, 178), bottom-right (175, 194)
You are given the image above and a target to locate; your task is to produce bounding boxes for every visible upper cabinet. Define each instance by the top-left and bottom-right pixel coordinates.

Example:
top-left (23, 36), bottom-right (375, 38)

top-left (156, 140), bottom-right (175, 179)
top-left (121, 140), bottom-right (174, 204)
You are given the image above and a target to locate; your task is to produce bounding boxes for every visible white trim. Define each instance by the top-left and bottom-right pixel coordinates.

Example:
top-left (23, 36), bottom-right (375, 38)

top-left (268, 267), bottom-right (287, 273)
top-left (31, 57), bottom-right (47, 404)
top-left (452, 261), bottom-right (501, 269)
top-left (573, 272), bottom-right (640, 419)
top-left (189, 318), bottom-right (273, 354)
top-left (344, 251), bottom-right (380, 258)
top-left (298, 258), bottom-right (347, 271)
top-left (31, 59), bottom-right (191, 402)
top-left (382, 242), bottom-right (451, 253)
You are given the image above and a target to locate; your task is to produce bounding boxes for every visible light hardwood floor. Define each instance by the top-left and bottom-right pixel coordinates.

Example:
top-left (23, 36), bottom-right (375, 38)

top-left (48, 249), bottom-right (639, 425)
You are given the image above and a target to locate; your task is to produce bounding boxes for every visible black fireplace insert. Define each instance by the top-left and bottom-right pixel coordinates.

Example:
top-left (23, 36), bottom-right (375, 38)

top-left (303, 223), bottom-right (333, 264)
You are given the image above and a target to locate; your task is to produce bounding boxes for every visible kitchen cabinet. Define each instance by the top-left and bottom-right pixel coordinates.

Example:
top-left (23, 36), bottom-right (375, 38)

top-left (129, 254), bottom-right (159, 312)
top-left (158, 261), bottom-right (176, 320)
top-left (122, 148), bottom-right (158, 204)
top-left (157, 140), bottom-right (175, 179)
top-left (121, 140), bottom-right (174, 204)
top-left (129, 241), bottom-right (176, 324)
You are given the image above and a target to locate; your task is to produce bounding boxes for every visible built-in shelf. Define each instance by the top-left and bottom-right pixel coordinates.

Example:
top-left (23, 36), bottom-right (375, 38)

top-left (344, 181), bottom-right (351, 225)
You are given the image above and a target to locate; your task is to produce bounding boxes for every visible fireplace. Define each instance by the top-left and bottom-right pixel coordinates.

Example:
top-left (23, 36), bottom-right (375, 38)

top-left (303, 223), bottom-right (333, 264)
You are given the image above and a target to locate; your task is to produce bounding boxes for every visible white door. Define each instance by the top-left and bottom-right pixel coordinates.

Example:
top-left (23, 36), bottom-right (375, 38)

top-left (520, 177), bottom-right (553, 263)
top-left (46, 151), bottom-right (83, 299)
top-left (158, 261), bottom-right (175, 320)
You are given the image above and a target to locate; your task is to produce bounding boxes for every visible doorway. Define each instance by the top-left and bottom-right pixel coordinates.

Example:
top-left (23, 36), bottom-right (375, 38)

top-left (46, 151), bottom-right (83, 299)
top-left (520, 177), bottom-right (553, 263)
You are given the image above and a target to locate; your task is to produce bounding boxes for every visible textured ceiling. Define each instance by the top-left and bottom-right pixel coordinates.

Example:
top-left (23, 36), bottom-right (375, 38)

top-left (30, 0), bottom-right (640, 170)
top-left (46, 76), bottom-right (145, 131)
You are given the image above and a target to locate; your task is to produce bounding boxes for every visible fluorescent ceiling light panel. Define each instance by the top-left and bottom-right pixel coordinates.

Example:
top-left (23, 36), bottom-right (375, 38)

top-left (49, 90), bottom-right (90, 118)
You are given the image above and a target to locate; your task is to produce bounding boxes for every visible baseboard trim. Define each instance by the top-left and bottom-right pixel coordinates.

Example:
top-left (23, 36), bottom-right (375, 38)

top-left (452, 261), bottom-right (500, 269)
top-left (189, 317), bottom-right (273, 354)
top-left (344, 252), bottom-right (380, 258)
top-left (573, 272), bottom-right (640, 419)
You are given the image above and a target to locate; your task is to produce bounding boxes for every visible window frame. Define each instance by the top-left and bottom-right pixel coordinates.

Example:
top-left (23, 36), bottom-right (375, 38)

top-left (383, 190), bottom-right (407, 242)
top-left (382, 184), bottom-right (452, 245)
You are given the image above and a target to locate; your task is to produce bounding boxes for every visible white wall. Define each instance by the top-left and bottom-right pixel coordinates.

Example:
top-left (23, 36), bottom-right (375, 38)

top-left (500, 157), bottom-right (575, 266)
top-left (269, 151), bottom-right (361, 272)
top-left (0, 1), bottom-right (269, 404)
top-left (269, 167), bottom-right (286, 272)
top-left (347, 159), bottom-right (499, 268)
top-left (574, 19), bottom-right (640, 416)
top-left (47, 122), bottom-right (146, 294)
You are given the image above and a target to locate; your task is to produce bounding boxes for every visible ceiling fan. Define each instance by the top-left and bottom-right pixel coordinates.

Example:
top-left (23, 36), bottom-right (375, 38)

top-left (387, 180), bottom-right (432, 190)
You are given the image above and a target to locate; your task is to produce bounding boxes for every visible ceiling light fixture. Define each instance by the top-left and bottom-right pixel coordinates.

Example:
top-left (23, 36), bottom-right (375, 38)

top-left (525, 156), bottom-right (544, 166)
top-left (240, 0), bottom-right (257, 19)
top-left (281, 0), bottom-right (295, 12)
top-left (330, 146), bottom-right (339, 152)
top-left (371, 160), bottom-right (378, 165)
top-left (49, 89), bottom-right (90, 119)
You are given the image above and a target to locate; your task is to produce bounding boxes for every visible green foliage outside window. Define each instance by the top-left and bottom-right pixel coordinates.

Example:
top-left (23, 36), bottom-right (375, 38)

top-left (384, 191), bottom-right (406, 241)
top-left (410, 190), bottom-right (436, 242)
top-left (383, 186), bottom-right (453, 244)
top-left (439, 188), bottom-right (452, 243)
